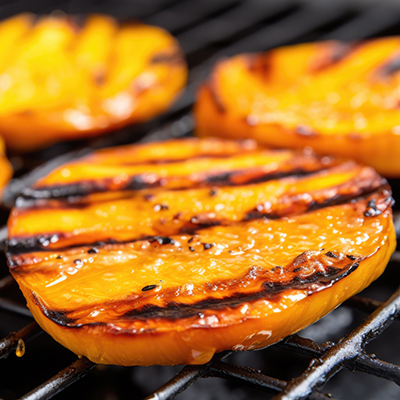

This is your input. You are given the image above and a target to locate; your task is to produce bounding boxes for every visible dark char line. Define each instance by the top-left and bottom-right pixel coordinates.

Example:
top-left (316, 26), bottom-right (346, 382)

top-left (34, 259), bottom-right (360, 328)
top-left (19, 162), bottom-right (331, 201)
top-left (7, 186), bottom-right (391, 259)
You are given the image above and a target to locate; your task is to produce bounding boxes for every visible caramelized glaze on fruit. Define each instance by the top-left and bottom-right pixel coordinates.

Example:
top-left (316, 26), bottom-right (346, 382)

top-left (0, 13), bottom-right (186, 151)
top-left (195, 38), bottom-right (400, 176)
top-left (7, 138), bottom-right (395, 365)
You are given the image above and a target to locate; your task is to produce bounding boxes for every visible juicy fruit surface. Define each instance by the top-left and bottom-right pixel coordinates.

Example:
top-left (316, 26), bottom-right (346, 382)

top-left (195, 38), bottom-right (400, 176)
top-left (0, 13), bottom-right (186, 151)
top-left (7, 138), bottom-right (395, 365)
top-left (0, 136), bottom-right (12, 196)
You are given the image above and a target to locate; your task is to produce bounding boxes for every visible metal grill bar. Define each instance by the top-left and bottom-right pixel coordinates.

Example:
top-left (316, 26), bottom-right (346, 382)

top-left (175, 0), bottom-right (293, 55)
top-left (196, 2), bottom-right (349, 57)
top-left (322, 5), bottom-right (400, 40)
top-left (0, 322), bottom-right (41, 359)
top-left (144, 0), bottom-right (241, 33)
top-left (344, 248), bottom-right (400, 319)
top-left (0, 274), bottom-right (32, 318)
top-left (346, 296), bottom-right (394, 317)
top-left (0, 297), bottom-right (32, 318)
top-left (143, 366), bottom-right (209, 400)
top-left (143, 355), bottom-right (336, 400)
top-left (69, 0), bottom-right (182, 20)
top-left (0, 275), bottom-right (14, 291)
top-left (143, 352), bottom-right (232, 400)
top-left (208, 361), bottom-right (337, 400)
top-left (274, 285), bottom-right (400, 400)
top-left (280, 335), bottom-right (400, 385)
top-left (19, 357), bottom-right (96, 400)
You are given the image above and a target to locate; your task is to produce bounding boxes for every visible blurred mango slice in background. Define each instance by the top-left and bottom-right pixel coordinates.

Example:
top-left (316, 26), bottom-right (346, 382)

top-left (195, 38), bottom-right (400, 176)
top-left (0, 13), bottom-right (187, 151)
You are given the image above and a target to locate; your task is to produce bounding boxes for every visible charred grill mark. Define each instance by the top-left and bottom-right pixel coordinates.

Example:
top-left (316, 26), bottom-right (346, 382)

top-left (20, 162), bottom-right (332, 201)
top-left (92, 69), bottom-right (106, 87)
top-left (8, 234), bottom-right (181, 263)
top-left (150, 49), bottom-right (185, 65)
top-left (7, 234), bottom-right (155, 262)
top-left (330, 42), bottom-right (358, 62)
top-left (247, 53), bottom-right (272, 81)
top-left (296, 125), bottom-right (317, 137)
top-left (204, 171), bottom-right (234, 185)
top-left (7, 234), bottom-right (62, 258)
top-left (376, 53), bottom-right (400, 78)
top-left (22, 181), bottom-right (109, 201)
top-left (207, 78), bottom-right (226, 113)
top-left (123, 175), bottom-right (160, 191)
top-left (120, 153), bottom-right (237, 166)
top-left (201, 166), bottom-right (328, 187)
top-left (189, 214), bottom-right (221, 228)
top-left (43, 308), bottom-right (78, 326)
top-left (245, 177), bottom-right (389, 221)
top-left (311, 41), bottom-right (361, 72)
top-left (33, 250), bottom-right (363, 328)
top-left (7, 185), bottom-right (391, 260)
top-left (348, 133), bottom-right (362, 141)
top-left (325, 251), bottom-right (338, 259)
top-left (21, 175), bottom-right (162, 201)
top-left (123, 294), bottom-right (274, 321)
top-left (365, 198), bottom-right (381, 217)
top-left (364, 194), bottom-right (394, 217)
top-left (32, 292), bottom-right (77, 326)
top-left (244, 211), bottom-right (267, 221)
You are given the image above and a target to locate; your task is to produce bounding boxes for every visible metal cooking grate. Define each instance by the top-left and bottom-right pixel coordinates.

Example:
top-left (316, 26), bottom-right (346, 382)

top-left (1, 0), bottom-right (400, 399)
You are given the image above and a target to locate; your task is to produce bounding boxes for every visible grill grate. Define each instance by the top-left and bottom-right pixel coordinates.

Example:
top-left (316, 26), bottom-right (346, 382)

top-left (1, 1), bottom-right (400, 399)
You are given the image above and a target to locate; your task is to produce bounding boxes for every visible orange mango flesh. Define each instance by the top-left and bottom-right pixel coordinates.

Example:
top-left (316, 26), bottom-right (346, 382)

top-left (0, 136), bottom-right (12, 195)
top-left (0, 13), bottom-right (186, 151)
top-left (10, 162), bottom-right (382, 248)
top-left (7, 138), bottom-right (396, 366)
top-left (195, 38), bottom-right (400, 176)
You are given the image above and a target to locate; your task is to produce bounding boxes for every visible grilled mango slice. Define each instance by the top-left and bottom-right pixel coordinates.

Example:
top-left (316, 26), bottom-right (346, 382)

top-left (7, 138), bottom-right (395, 366)
top-left (195, 38), bottom-right (400, 176)
top-left (0, 13), bottom-right (186, 151)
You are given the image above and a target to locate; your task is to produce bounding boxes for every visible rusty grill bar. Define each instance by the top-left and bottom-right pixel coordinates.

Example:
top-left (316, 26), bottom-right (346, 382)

top-left (1, 0), bottom-right (400, 399)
